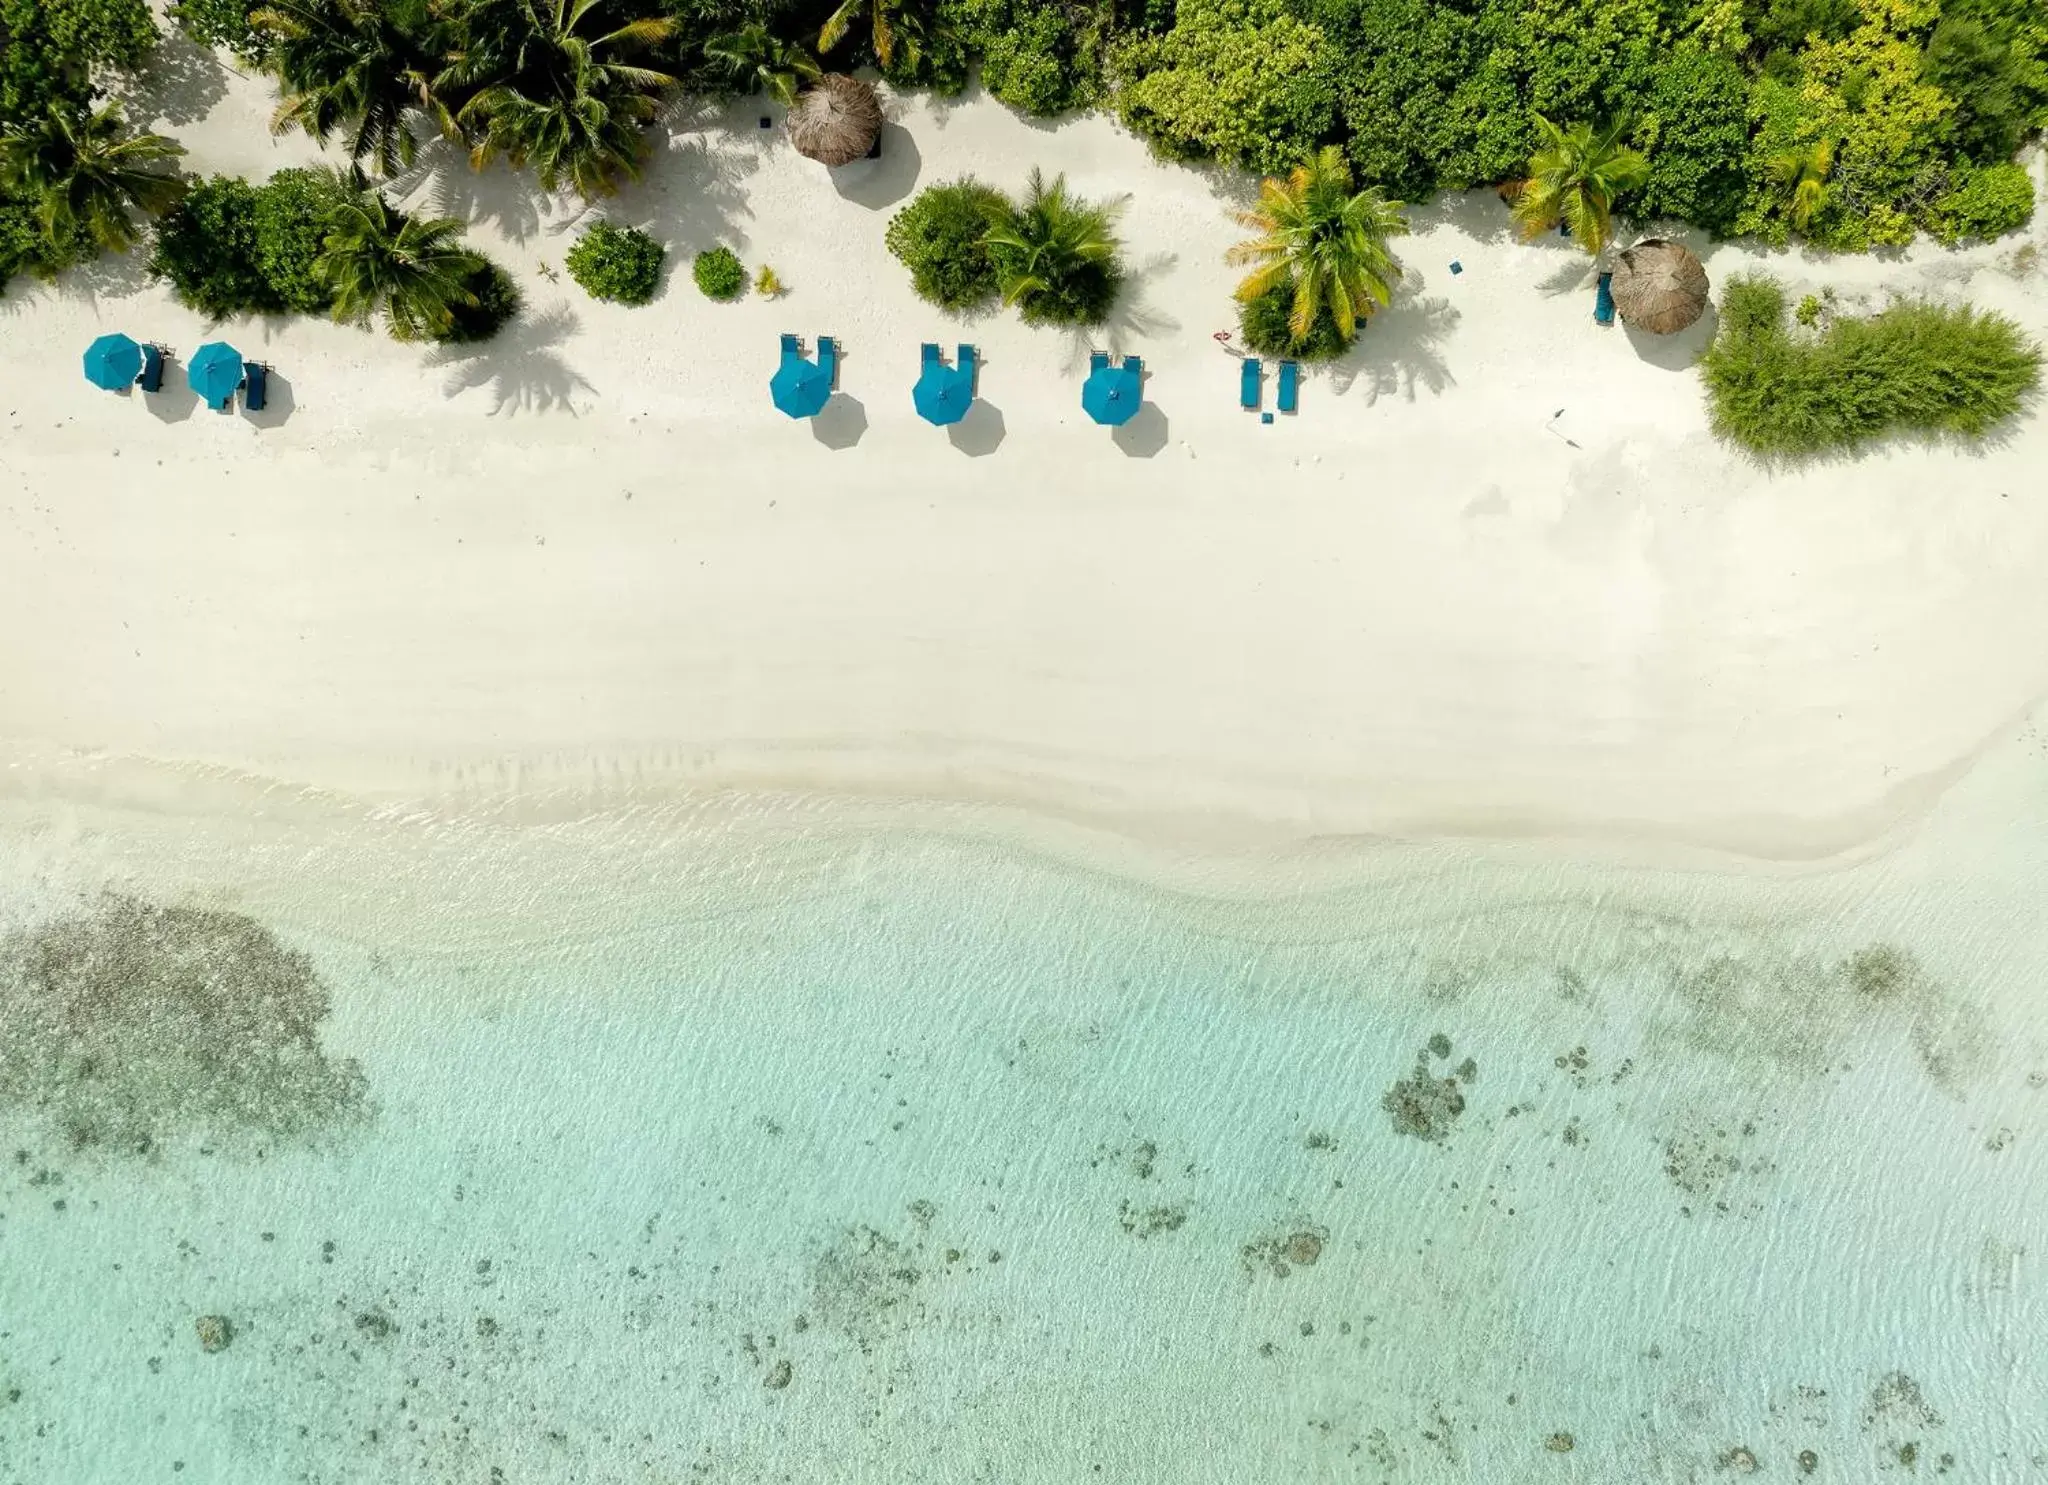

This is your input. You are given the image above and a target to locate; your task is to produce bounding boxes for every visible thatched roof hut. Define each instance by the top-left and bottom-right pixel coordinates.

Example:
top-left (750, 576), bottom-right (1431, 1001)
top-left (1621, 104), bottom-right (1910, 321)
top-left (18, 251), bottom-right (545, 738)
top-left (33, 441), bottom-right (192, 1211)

top-left (1611, 239), bottom-right (1710, 334)
top-left (786, 75), bottom-right (883, 167)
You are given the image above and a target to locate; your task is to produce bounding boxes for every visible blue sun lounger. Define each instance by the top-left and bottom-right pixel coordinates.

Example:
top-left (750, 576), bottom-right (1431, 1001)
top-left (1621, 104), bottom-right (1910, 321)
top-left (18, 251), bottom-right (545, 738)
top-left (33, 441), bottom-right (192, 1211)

top-left (138, 343), bottom-right (164, 393)
top-left (243, 361), bottom-right (267, 412)
top-left (1277, 359), bottom-right (1300, 414)
top-left (921, 341), bottom-right (942, 369)
top-left (957, 343), bottom-right (978, 389)
top-left (1240, 357), bottom-right (1262, 410)
top-left (1594, 271), bottom-right (1616, 326)
top-left (817, 336), bottom-right (839, 387)
top-left (1089, 350), bottom-right (1109, 376)
top-left (781, 333), bottom-right (802, 358)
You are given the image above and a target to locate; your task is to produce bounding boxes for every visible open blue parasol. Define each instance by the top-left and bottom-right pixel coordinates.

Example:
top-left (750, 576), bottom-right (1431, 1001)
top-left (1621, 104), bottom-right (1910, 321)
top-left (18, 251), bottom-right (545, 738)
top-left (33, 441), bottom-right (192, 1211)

top-left (187, 341), bottom-right (246, 410)
top-left (83, 332), bottom-right (143, 391)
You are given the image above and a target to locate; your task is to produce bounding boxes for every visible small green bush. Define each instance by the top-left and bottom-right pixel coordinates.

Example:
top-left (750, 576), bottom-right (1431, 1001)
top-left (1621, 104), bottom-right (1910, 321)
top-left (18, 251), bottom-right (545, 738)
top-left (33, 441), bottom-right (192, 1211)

top-left (1701, 273), bottom-right (2044, 456)
top-left (148, 175), bottom-right (276, 317)
top-left (564, 221), bottom-right (665, 305)
top-left (1794, 293), bottom-right (1822, 327)
top-left (1236, 281), bottom-right (1350, 361)
top-left (692, 245), bottom-right (745, 301)
top-left (1929, 162), bottom-right (2036, 246)
top-left (251, 168), bottom-right (344, 313)
top-left (885, 178), bottom-right (1009, 310)
top-left (436, 261), bottom-right (523, 344)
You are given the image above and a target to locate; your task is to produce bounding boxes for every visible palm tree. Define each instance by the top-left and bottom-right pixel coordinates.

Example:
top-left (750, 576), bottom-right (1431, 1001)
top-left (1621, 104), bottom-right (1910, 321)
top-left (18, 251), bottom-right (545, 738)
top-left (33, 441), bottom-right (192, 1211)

top-left (818, 0), bottom-right (927, 70)
top-left (1510, 114), bottom-right (1649, 257)
top-left (1767, 140), bottom-right (1833, 233)
top-left (705, 22), bottom-right (821, 106)
top-left (447, 0), bottom-right (679, 199)
top-left (254, 0), bottom-right (451, 174)
top-left (0, 101), bottom-right (186, 254)
top-left (313, 175), bottom-right (485, 341)
top-left (1226, 145), bottom-right (1407, 346)
top-left (981, 168), bottom-right (1124, 326)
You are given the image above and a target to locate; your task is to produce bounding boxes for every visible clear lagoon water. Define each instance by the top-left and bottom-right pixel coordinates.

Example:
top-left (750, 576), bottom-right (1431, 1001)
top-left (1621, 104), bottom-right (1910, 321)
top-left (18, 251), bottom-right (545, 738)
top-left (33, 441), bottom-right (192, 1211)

top-left (1, 782), bottom-right (2044, 1483)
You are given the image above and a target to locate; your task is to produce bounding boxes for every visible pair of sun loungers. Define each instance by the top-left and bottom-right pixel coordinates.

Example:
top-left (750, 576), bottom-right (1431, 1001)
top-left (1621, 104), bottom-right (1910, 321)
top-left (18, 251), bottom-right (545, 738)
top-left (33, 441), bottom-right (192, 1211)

top-left (1240, 357), bottom-right (1300, 415)
top-left (781, 332), bottom-right (838, 384)
top-left (922, 341), bottom-right (980, 382)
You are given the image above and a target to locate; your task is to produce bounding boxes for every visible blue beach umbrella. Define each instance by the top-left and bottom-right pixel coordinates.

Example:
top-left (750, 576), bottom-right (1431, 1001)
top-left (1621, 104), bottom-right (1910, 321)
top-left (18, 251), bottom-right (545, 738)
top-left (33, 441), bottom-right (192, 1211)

top-left (771, 353), bottom-right (832, 419)
top-left (1081, 360), bottom-right (1141, 426)
top-left (912, 361), bottom-right (973, 426)
top-left (187, 341), bottom-right (246, 410)
top-left (83, 332), bottom-right (143, 391)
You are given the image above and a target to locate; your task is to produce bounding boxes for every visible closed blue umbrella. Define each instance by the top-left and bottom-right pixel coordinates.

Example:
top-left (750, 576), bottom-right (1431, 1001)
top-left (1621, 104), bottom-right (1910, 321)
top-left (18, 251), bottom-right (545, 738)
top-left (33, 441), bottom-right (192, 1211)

top-left (1082, 360), bottom-right (1141, 426)
top-left (83, 332), bottom-right (143, 391)
top-left (912, 361), bottom-right (973, 426)
top-left (187, 341), bottom-right (245, 410)
top-left (771, 353), bottom-right (832, 419)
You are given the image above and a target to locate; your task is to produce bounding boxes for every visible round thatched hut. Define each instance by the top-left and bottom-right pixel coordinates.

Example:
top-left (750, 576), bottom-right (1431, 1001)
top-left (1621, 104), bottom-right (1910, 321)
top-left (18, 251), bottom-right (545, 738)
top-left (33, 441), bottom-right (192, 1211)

top-left (786, 75), bottom-right (883, 167)
top-left (1610, 239), bottom-right (1710, 334)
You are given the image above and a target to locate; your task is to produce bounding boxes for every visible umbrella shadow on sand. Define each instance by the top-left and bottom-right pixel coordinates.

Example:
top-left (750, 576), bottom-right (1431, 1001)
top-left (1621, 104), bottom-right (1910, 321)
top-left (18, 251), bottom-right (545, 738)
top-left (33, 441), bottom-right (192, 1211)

top-left (812, 394), bottom-right (868, 449)
top-left (830, 126), bottom-right (922, 211)
top-left (1625, 303), bottom-right (1718, 370)
top-left (946, 399), bottom-right (1005, 456)
top-left (145, 356), bottom-right (203, 424)
top-left (1112, 403), bottom-right (1169, 458)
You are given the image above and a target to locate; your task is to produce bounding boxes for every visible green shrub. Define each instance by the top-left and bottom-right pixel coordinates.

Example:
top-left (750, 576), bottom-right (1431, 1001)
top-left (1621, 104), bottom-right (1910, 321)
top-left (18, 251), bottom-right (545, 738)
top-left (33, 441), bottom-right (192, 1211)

top-left (945, 0), bottom-right (1101, 116)
top-left (1634, 47), bottom-right (1750, 234)
top-left (564, 221), bottom-right (665, 305)
top-left (885, 177), bottom-right (1009, 310)
top-left (1236, 281), bottom-right (1350, 360)
top-left (1794, 292), bottom-right (1821, 326)
top-left (692, 245), bottom-right (745, 301)
top-left (1929, 161), bottom-right (2036, 245)
top-left (436, 260), bottom-right (522, 344)
top-left (251, 168), bottom-right (343, 313)
top-left (1111, 0), bottom-right (1339, 176)
top-left (147, 175), bottom-right (277, 317)
top-left (1700, 272), bottom-right (2044, 455)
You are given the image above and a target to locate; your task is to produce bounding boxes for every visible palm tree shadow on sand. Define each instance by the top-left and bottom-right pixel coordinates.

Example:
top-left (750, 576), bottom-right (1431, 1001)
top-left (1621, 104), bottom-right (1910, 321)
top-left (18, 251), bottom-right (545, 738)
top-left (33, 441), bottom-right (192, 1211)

top-left (1332, 280), bottom-right (1461, 404)
top-left (431, 302), bottom-right (593, 414)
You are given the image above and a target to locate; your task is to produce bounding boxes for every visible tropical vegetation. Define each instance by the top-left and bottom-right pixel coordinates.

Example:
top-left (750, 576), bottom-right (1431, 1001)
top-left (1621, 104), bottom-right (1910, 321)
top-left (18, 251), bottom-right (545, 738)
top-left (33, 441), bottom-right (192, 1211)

top-left (692, 244), bottom-right (746, 299)
top-left (147, 166), bottom-right (514, 343)
top-left (1700, 274), bottom-right (2043, 455)
top-left (1227, 145), bottom-right (1407, 359)
top-left (1510, 115), bottom-right (1649, 256)
top-left (564, 220), bottom-right (665, 303)
top-left (984, 169), bottom-right (1123, 326)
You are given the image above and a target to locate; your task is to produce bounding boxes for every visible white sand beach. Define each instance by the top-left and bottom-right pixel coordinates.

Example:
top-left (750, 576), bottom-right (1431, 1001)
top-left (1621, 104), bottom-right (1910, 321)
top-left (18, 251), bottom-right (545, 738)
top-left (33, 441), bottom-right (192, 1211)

top-left (3, 38), bottom-right (2047, 861)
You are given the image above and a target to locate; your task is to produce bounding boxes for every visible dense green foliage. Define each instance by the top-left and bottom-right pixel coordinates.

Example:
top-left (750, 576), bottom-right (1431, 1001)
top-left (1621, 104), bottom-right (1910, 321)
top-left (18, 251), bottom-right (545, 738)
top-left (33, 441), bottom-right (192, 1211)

top-left (1700, 274), bottom-right (2043, 455)
top-left (1237, 281), bottom-right (1351, 359)
top-left (439, 259), bottom-right (524, 342)
top-left (565, 220), bottom-right (665, 303)
top-left (692, 244), bottom-right (746, 299)
top-left (148, 167), bottom-right (509, 342)
top-left (984, 168), bottom-right (1123, 326)
top-left (0, 0), bottom-right (165, 289)
top-left (885, 177), bottom-right (1008, 310)
top-left (150, 171), bottom-right (352, 318)
top-left (1228, 146), bottom-right (1406, 356)
top-left (0, 101), bottom-right (185, 255)
top-left (169, 0), bottom-right (270, 63)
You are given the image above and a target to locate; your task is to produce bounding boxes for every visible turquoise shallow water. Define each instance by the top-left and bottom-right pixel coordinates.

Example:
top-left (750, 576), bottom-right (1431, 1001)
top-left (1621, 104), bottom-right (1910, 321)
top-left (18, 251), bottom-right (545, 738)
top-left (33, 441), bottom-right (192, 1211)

top-left (1, 797), bottom-right (2045, 1483)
